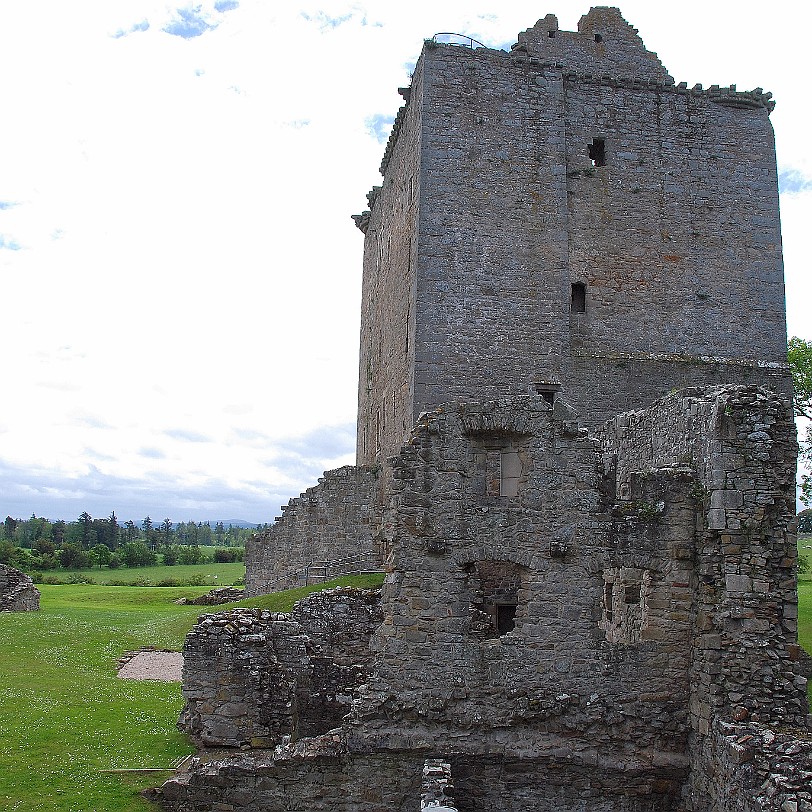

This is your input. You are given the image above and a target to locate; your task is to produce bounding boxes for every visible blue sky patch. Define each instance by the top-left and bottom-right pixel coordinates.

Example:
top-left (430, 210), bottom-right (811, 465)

top-left (113, 19), bottom-right (150, 38)
top-left (300, 11), bottom-right (354, 32)
top-left (214, 0), bottom-right (239, 11)
top-left (0, 235), bottom-right (21, 251)
top-left (164, 6), bottom-right (217, 39)
top-left (0, 201), bottom-right (16, 210)
top-left (164, 428), bottom-right (211, 443)
top-left (365, 114), bottom-right (394, 144)
top-left (779, 168), bottom-right (812, 195)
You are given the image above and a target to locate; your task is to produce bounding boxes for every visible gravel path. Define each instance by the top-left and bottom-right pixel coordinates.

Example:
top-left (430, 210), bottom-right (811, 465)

top-left (117, 651), bottom-right (183, 681)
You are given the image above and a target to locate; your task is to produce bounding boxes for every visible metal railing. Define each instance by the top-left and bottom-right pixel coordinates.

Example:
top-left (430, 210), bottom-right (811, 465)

top-left (432, 32), bottom-right (486, 49)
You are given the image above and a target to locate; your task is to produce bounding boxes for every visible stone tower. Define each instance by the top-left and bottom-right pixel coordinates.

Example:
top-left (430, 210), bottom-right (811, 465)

top-left (354, 6), bottom-right (788, 466)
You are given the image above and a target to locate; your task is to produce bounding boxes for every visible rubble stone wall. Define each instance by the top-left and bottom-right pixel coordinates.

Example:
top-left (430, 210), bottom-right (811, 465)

top-left (245, 465), bottom-right (380, 596)
top-left (178, 588), bottom-right (382, 748)
top-left (0, 564), bottom-right (40, 611)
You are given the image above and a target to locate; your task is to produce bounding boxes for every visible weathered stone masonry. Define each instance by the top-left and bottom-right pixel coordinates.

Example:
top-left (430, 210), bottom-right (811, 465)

top-left (0, 564), bottom-right (40, 612)
top-left (246, 465), bottom-right (380, 596)
top-left (160, 388), bottom-right (808, 811)
top-left (159, 8), bottom-right (809, 812)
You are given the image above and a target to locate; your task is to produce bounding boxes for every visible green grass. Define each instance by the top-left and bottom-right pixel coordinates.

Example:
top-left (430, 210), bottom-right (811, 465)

top-left (0, 574), bottom-right (384, 812)
top-left (34, 561), bottom-right (245, 587)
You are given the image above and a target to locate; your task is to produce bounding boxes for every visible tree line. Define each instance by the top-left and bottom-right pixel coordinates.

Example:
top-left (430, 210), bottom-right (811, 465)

top-left (0, 512), bottom-right (270, 572)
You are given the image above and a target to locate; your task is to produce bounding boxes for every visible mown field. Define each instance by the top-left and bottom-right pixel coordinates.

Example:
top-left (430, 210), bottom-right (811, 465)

top-left (33, 560), bottom-right (246, 587)
top-left (0, 574), bottom-right (383, 812)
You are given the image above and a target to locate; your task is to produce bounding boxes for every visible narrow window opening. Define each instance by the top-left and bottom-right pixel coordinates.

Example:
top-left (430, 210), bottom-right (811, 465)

top-left (571, 282), bottom-right (586, 313)
top-left (604, 582), bottom-right (614, 622)
top-left (496, 604), bottom-right (517, 635)
top-left (500, 449), bottom-right (521, 497)
top-left (594, 33), bottom-right (603, 43)
top-left (588, 138), bottom-right (606, 167)
top-left (548, 30), bottom-right (556, 38)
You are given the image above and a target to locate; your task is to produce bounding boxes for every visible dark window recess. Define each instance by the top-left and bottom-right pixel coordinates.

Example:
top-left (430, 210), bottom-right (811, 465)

top-left (548, 30), bottom-right (556, 38)
top-left (604, 583), bottom-right (614, 621)
top-left (594, 33), bottom-right (603, 43)
top-left (571, 282), bottom-right (586, 313)
top-left (496, 604), bottom-right (517, 635)
top-left (625, 583), bottom-right (641, 605)
top-left (535, 382), bottom-right (561, 405)
top-left (588, 138), bottom-right (606, 167)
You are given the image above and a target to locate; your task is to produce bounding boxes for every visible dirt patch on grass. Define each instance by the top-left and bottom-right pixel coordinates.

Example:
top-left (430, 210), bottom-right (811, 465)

top-left (117, 649), bottom-right (183, 681)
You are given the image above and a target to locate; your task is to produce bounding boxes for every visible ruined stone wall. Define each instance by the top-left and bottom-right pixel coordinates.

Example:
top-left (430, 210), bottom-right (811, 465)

top-left (352, 396), bottom-right (695, 788)
top-left (0, 564), bottom-right (40, 611)
top-left (514, 8), bottom-right (673, 82)
top-left (245, 466), bottom-right (379, 596)
top-left (159, 388), bottom-right (805, 812)
top-left (699, 721), bottom-right (812, 812)
top-left (157, 746), bottom-right (421, 812)
top-left (179, 588), bottom-right (382, 748)
top-left (598, 385), bottom-right (808, 809)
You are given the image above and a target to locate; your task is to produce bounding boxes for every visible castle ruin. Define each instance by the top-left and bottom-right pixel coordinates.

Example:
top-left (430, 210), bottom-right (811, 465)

top-left (156, 8), bottom-right (811, 811)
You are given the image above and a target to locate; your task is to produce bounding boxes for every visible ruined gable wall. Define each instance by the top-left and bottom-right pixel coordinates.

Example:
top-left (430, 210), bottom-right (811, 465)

top-left (355, 55), bottom-right (424, 467)
top-left (354, 397), bottom-right (695, 784)
top-left (515, 7), bottom-right (673, 82)
top-left (0, 564), bottom-right (40, 611)
top-left (406, 35), bottom-right (787, 435)
top-left (245, 466), bottom-right (379, 597)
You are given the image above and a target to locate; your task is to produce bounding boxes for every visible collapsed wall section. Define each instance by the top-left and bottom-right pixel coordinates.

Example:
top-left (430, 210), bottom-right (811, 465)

top-left (599, 386), bottom-right (809, 810)
top-left (0, 564), bottom-right (40, 611)
top-left (245, 466), bottom-right (380, 596)
top-left (178, 588), bottom-right (382, 749)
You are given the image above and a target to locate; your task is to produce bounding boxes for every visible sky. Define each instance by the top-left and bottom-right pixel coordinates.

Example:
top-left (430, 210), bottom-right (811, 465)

top-left (0, 1), bottom-right (809, 524)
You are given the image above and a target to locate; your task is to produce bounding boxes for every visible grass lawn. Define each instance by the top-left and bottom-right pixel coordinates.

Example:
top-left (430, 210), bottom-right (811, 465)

top-left (0, 574), bottom-right (383, 812)
top-left (33, 561), bottom-right (246, 587)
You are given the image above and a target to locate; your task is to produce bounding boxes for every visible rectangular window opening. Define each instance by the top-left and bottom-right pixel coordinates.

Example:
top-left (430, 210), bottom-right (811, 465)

top-left (571, 282), bottom-right (586, 313)
top-left (594, 33), bottom-right (603, 43)
top-left (548, 30), bottom-right (556, 38)
top-left (604, 582), bottom-right (614, 621)
top-left (588, 138), bottom-right (606, 167)
top-left (535, 382), bottom-right (560, 405)
top-left (624, 583), bottom-right (641, 605)
top-left (496, 604), bottom-right (517, 635)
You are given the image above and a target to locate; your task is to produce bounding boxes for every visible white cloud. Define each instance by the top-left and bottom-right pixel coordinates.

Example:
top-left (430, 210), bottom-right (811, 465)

top-left (0, 0), bottom-right (809, 521)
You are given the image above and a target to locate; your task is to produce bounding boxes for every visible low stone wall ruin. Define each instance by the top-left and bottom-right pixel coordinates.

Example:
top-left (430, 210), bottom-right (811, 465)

top-left (178, 587), bottom-right (382, 748)
top-left (245, 466), bottom-right (381, 596)
top-left (0, 564), bottom-right (40, 611)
